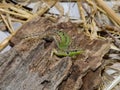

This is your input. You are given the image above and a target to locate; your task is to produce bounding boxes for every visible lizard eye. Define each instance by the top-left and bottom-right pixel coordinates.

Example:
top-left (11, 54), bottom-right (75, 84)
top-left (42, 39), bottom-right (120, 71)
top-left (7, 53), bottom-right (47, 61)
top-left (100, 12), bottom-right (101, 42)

top-left (42, 36), bottom-right (54, 42)
top-left (74, 50), bottom-right (78, 52)
top-left (66, 51), bottom-right (69, 54)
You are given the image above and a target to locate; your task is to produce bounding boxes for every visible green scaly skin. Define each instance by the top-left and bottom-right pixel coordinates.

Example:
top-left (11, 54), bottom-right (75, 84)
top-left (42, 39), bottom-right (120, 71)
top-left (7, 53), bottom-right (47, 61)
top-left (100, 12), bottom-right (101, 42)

top-left (54, 31), bottom-right (83, 57)
top-left (56, 31), bottom-right (70, 50)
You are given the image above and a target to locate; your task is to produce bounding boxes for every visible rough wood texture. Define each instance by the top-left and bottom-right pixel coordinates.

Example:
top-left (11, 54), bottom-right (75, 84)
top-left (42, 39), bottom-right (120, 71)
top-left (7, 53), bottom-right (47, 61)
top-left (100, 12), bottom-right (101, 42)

top-left (0, 16), bottom-right (110, 90)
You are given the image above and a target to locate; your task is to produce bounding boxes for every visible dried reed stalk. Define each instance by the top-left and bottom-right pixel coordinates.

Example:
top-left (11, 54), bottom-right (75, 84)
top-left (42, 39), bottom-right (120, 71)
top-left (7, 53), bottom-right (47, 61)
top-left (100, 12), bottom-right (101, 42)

top-left (0, 31), bottom-right (16, 51)
top-left (28, 0), bottom-right (58, 21)
top-left (1, 14), bottom-right (14, 33)
top-left (0, 8), bottom-right (30, 19)
top-left (95, 0), bottom-right (120, 26)
top-left (55, 2), bottom-right (64, 16)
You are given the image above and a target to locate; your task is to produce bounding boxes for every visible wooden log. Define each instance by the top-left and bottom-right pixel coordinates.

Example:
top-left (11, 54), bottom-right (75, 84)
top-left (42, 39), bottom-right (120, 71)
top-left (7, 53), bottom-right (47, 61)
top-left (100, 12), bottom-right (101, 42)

top-left (0, 16), bottom-right (110, 90)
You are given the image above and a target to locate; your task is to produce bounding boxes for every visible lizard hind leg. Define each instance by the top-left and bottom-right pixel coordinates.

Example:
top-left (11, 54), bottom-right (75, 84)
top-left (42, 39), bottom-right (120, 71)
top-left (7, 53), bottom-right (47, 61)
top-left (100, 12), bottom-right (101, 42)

top-left (50, 49), bottom-right (58, 58)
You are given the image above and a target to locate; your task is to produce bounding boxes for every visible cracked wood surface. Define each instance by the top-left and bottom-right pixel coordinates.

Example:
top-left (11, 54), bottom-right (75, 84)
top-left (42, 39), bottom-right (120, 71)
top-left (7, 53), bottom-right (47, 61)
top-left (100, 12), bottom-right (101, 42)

top-left (0, 17), bottom-right (110, 90)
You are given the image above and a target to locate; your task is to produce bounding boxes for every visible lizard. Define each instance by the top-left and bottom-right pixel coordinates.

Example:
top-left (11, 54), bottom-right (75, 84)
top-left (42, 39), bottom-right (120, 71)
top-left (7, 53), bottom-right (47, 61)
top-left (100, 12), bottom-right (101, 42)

top-left (51, 31), bottom-right (83, 57)
top-left (23, 30), bottom-right (83, 57)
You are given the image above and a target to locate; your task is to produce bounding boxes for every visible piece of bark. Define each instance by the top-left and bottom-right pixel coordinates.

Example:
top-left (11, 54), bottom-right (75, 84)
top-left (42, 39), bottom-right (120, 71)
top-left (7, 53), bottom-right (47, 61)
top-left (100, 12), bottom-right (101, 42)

top-left (10, 16), bottom-right (54, 46)
top-left (0, 17), bottom-right (110, 90)
top-left (81, 67), bottom-right (102, 90)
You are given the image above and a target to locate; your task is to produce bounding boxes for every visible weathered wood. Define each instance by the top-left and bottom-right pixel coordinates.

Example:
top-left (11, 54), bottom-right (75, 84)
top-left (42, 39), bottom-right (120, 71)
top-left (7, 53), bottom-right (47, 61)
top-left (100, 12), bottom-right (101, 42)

top-left (0, 17), bottom-right (110, 90)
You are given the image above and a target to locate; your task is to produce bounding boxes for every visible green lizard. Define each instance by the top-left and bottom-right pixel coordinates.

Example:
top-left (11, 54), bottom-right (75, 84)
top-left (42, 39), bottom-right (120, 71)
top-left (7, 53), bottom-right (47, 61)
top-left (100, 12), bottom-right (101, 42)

top-left (53, 30), bottom-right (83, 57)
top-left (23, 30), bottom-right (83, 57)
